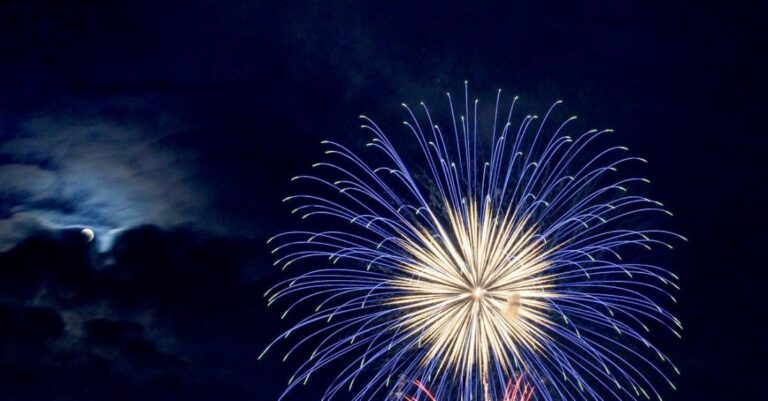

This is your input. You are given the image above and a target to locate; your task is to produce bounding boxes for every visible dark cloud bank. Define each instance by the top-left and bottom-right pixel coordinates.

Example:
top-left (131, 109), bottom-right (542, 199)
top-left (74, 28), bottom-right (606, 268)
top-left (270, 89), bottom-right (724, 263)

top-left (0, 225), bottom-right (276, 401)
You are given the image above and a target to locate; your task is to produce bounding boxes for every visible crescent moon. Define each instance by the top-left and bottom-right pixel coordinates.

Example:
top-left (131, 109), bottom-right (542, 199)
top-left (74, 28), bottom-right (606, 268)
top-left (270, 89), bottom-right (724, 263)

top-left (81, 228), bottom-right (95, 243)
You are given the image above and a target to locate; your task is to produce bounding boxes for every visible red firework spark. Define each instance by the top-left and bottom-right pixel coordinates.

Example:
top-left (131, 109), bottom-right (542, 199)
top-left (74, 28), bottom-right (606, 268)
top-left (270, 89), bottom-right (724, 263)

top-left (403, 377), bottom-right (533, 401)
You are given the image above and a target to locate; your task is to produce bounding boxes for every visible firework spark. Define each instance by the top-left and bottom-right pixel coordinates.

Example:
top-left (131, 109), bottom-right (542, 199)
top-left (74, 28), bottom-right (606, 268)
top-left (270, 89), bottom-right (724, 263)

top-left (263, 84), bottom-right (683, 401)
top-left (404, 377), bottom-right (533, 401)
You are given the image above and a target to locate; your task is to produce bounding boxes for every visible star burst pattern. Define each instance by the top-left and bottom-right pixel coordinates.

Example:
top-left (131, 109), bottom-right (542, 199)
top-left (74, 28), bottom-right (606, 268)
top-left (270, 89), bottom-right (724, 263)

top-left (263, 85), bottom-right (683, 401)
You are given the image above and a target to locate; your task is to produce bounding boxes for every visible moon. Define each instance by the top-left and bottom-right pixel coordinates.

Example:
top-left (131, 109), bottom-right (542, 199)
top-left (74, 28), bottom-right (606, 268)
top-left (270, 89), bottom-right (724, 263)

top-left (81, 228), bottom-right (95, 243)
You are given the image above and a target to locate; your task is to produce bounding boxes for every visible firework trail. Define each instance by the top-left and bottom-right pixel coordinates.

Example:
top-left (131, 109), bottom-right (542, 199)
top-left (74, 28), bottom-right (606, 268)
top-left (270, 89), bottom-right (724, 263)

top-left (404, 376), bottom-right (533, 401)
top-left (263, 83), bottom-right (683, 401)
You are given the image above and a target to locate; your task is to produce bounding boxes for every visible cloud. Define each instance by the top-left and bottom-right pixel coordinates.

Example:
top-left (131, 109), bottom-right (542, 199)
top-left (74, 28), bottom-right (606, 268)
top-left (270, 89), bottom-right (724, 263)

top-left (0, 97), bottom-right (249, 251)
top-left (0, 225), bottom-right (277, 401)
top-left (0, 212), bottom-right (47, 252)
top-left (0, 163), bottom-right (56, 201)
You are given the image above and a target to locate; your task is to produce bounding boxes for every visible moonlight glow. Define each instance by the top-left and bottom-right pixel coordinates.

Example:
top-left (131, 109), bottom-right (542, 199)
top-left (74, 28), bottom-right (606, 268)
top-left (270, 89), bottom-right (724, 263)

top-left (264, 85), bottom-right (683, 401)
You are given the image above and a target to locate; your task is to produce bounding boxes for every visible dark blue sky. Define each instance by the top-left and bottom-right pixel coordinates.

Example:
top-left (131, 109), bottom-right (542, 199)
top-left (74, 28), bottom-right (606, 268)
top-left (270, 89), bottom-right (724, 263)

top-left (0, 1), bottom-right (765, 400)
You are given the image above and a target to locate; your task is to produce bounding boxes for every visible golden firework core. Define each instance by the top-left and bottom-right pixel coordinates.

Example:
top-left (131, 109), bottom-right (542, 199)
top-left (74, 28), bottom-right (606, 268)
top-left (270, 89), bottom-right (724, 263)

top-left (390, 199), bottom-right (557, 379)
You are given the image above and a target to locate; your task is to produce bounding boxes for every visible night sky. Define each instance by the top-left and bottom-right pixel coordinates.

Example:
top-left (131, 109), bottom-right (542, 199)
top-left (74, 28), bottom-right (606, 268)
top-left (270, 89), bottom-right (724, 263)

top-left (0, 1), bottom-right (765, 400)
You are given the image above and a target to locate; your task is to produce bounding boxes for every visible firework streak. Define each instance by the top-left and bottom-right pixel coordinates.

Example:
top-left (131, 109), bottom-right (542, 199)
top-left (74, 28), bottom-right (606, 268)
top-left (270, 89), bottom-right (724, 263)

top-left (404, 377), bottom-right (533, 401)
top-left (263, 84), bottom-right (683, 401)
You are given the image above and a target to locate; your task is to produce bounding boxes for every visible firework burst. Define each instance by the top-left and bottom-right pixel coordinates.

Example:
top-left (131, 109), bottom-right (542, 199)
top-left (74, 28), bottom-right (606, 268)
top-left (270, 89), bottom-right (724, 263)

top-left (263, 84), bottom-right (683, 401)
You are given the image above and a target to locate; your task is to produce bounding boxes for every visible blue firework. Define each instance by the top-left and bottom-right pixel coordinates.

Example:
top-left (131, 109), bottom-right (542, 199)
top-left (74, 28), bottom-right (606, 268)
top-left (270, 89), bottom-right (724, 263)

top-left (263, 84), bottom-right (683, 401)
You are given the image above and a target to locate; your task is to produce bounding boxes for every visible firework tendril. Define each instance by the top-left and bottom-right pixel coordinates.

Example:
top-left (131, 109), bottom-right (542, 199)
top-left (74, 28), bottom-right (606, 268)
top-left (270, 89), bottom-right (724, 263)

top-left (263, 84), bottom-right (683, 401)
top-left (404, 377), bottom-right (533, 401)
